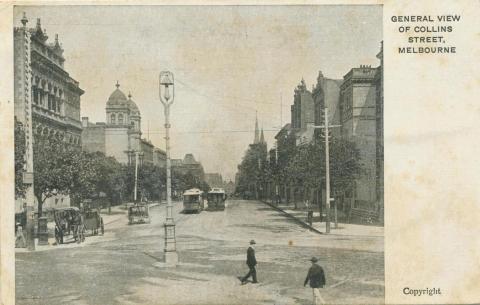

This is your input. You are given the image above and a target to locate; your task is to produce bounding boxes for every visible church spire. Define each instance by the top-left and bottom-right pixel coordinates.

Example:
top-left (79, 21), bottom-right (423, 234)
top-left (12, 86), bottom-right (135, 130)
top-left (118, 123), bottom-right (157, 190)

top-left (260, 127), bottom-right (265, 144)
top-left (254, 111), bottom-right (260, 144)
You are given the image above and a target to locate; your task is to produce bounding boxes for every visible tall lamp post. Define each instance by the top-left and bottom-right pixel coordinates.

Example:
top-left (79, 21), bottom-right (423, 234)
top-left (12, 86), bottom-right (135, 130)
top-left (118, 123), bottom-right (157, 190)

top-left (159, 71), bottom-right (178, 266)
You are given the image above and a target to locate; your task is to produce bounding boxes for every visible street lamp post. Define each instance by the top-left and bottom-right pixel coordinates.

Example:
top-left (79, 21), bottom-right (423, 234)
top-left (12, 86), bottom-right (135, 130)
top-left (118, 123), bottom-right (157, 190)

top-left (159, 71), bottom-right (178, 266)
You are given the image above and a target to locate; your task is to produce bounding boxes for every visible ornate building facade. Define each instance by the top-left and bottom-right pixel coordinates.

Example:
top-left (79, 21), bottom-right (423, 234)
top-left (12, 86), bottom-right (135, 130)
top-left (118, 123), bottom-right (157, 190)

top-left (15, 17), bottom-right (84, 146)
top-left (14, 15), bottom-right (84, 212)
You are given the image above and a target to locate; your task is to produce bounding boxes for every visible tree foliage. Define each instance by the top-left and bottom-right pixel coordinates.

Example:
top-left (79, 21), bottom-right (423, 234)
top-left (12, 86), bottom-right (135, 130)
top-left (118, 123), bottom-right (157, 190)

top-left (29, 134), bottom-right (210, 215)
top-left (235, 133), bottom-right (362, 200)
top-left (235, 143), bottom-right (267, 195)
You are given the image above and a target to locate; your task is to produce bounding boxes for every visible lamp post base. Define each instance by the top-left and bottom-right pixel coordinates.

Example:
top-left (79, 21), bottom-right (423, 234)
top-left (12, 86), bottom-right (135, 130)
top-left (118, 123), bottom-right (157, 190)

top-left (164, 251), bottom-right (178, 267)
top-left (164, 221), bottom-right (177, 266)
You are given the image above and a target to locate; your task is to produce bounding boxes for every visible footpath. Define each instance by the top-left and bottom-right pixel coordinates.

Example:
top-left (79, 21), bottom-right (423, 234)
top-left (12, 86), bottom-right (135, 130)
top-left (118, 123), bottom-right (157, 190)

top-left (262, 200), bottom-right (383, 237)
top-left (15, 202), bottom-right (161, 253)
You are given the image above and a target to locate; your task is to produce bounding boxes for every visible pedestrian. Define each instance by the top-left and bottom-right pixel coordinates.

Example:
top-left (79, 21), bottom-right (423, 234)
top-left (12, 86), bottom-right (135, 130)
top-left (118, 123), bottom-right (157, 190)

top-left (240, 240), bottom-right (258, 284)
top-left (304, 257), bottom-right (326, 305)
top-left (15, 224), bottom-right (26, 248)
top-left (306, 200), bottom-right (313, 226)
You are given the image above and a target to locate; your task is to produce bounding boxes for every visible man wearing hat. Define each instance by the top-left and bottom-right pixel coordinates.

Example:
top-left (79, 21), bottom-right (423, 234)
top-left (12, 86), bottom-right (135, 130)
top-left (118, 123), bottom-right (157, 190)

top-left (304, 257), bottom-right (326, 304)
top-left (240, 240), bottom-right (258, 284)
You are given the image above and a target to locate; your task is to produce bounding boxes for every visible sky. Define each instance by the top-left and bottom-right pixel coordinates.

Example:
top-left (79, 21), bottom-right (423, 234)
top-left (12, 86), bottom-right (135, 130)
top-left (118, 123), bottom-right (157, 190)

top-left (14, 5), bottom-right (382, 181)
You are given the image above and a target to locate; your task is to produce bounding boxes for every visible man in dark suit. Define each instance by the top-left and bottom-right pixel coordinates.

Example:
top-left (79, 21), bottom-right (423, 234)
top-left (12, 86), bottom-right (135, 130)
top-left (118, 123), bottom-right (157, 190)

top-left (304, 257), bottom-right (326, 304)
top-left (241, 240), bottom-right (258, 284)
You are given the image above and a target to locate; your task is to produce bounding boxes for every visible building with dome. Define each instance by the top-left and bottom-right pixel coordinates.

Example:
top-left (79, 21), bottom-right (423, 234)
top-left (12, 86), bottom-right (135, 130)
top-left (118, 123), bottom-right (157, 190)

top-left (81, 82), bottom-right (166, 167)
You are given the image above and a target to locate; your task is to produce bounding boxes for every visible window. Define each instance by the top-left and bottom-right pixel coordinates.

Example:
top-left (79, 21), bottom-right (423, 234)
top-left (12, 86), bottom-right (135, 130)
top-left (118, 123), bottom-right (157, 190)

top-left (110, 113), bottom-right (116, 124)
top-left (118, 113), bottom-right (124, 125)
top-left (33, 88), bottom-right (38, 104)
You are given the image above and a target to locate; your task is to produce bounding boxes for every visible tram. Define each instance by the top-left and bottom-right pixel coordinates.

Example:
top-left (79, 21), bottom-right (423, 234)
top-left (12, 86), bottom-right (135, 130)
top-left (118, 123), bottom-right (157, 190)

top-left (182, 188), bottom-right (205, 213)
top-left (207, 188), bottom-right (227, 211)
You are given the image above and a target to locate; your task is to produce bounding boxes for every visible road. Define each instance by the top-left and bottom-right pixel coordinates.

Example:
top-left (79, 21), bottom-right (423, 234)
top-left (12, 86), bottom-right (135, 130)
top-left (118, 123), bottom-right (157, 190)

top-left (16, 199), bottom-right (384, 305)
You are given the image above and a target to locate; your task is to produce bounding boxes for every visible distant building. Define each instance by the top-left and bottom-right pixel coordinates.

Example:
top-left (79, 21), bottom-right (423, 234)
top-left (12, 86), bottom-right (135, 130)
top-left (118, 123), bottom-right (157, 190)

top-left (205, 173), bottom-right (224, 188)
top-left (182, 154), bottom-right (205, 181)
top-left (312, 71), bottom-right (343, 140)
top-left (81, 83), bottom-right (166, 166)
top-left (14, 15), bottom-right (84, 212)
top-left (290, 79), bottom-right (315, 146)
top-left (171, 154), bottom-right (205, 182)
top-left (274, 123), bottom-right (293, 165)
top-left (154, 148), bottom-right (167, 168)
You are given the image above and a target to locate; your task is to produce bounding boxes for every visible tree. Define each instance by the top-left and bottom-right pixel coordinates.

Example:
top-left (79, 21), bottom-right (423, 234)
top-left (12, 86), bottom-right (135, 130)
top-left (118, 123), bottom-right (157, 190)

top-left (283, 137), bottom-right (362, 206)
top-left (14, 118), bottom-right (27, 199)
top-left (235, 142), bottom-right (267, 198)
top-left (33, 136), bottom-right (79, 216)
top-left (329, 138), bottom-right (362, 193)
top-left (138, 165), bottom-right (166, 201)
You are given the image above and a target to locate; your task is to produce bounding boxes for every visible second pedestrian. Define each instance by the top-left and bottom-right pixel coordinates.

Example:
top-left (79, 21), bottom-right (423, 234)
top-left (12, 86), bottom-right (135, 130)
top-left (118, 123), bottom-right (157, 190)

top-left (240, 239), bottom-right (258, 284)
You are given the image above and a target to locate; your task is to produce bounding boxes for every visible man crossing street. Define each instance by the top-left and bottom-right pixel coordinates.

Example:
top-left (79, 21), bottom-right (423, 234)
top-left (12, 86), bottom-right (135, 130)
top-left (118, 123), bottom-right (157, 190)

top-left (240, 240), bottom-right (258, 284)
top-left (304, 257), bottom-right (326, 304)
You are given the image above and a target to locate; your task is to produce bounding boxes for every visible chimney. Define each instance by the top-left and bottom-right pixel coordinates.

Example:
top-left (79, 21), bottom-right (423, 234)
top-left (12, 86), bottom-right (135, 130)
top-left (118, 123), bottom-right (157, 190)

top-left (81, 117), bottom-right (89, 127)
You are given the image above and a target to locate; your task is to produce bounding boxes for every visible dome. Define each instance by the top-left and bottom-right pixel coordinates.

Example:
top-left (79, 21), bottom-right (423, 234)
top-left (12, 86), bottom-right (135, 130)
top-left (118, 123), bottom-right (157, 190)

top-left (127, 95), bottom-right (140, 116)
top-left (106, 84), bottom-right (128, 108)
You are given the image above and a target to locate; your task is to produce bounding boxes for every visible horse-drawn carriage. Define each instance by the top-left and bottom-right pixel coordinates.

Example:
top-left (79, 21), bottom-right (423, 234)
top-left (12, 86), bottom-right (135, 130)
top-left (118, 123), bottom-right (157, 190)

top-left (82, 199), bottom-right (104, 235)
top-left (84, 208), bottom-right (104, 235)
top-left (53, 207), bottom-right (86, 244)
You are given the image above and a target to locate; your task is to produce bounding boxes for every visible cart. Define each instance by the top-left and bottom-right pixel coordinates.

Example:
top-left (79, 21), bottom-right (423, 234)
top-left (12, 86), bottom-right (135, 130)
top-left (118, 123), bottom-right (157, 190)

top-left (128, 203), bottom-right (151, 224)
top-left (84, 209), bottom-right (104, 235)
top-left (53, 207), bottom-right (86, 244)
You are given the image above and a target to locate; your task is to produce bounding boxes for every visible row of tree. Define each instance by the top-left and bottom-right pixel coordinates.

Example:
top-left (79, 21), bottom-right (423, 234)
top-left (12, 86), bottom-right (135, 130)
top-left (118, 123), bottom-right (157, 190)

top-left (235, 131), bottom-right (362, 207)
top-left (14, 119), bottom-right (209, 216)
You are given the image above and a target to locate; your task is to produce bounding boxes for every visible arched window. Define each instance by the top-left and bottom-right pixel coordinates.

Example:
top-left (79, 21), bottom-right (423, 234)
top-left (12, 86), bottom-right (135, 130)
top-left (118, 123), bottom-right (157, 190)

top-left (110, 113), bottom-right (116, 124)
top-left (118, 113), bottom-right (124, 125)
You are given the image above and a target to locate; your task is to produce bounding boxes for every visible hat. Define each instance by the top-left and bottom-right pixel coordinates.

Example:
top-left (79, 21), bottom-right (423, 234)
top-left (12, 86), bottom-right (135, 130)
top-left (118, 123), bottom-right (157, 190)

top-left (250, 240), bottom-right (256, 245)
top-left (310, 257), bottom-right (318, 263)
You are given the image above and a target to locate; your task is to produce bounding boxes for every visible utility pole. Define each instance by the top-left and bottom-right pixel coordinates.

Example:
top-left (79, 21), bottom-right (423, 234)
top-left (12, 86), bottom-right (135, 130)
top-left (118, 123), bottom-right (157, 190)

top-left (15, 13), bottom-right (35, 250)
top-left (133, 150), bottom-right (143, 203)
top-left (313, 108), bottom-right (340, 234)
top-left (134, 151), bottom-right (138, 203)
top-left (159, 71), bottom-right (178, 267)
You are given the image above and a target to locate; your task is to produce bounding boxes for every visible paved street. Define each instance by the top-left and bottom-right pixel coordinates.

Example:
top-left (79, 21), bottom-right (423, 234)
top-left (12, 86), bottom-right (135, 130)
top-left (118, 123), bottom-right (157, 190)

top-left (16, 200), bottom-right (384, 305)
